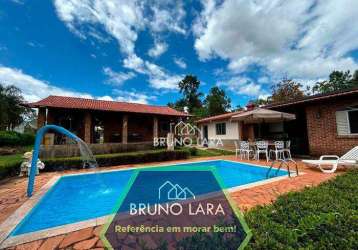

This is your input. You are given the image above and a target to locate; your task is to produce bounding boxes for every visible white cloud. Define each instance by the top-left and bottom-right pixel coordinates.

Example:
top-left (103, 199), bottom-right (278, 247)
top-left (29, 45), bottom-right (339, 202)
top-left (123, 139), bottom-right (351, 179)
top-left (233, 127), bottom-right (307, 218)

top-left (148, 1), bottom-right (186, 34)
top-left (194, 0), bottom-right (358, 84)
top-left (174, 57), bottom-right (187, 69)
top-left (149, 74), bottom-right (183, 90)
top-left (258, 94), bottom-right (270, 100)
top-left (112, 89), bottom-right (156, 104)
top-left (218, 76), bottom-right (268, 97)
top-left (103, 67), bottom-right (135, 86)
top-left (257, 76), bottom-right (270, 84)
top-left (0, 66), bottom-right (157, 105)
top-left (148, 41), bottom-right (168, 58)
top-left (97, 95), bottom-right (114, 101)
top-left (0, 66), bottom-right (93, 102)
top-left (53, 0), bottom-right (144, 55)
top-left (27, 41), bottom-right (44, 48)
top-left (123, 54), bottom-right (182, 90)
top-left (123, 54), bottom-right (145, 73)
top-left (53, 0), bottom-right (186, 91)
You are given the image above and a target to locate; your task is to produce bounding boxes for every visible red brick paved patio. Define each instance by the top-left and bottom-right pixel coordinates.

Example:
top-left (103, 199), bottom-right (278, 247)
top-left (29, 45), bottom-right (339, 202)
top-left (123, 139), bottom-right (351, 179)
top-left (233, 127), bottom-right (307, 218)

top-left (0, 156), bottom-right (342, 249)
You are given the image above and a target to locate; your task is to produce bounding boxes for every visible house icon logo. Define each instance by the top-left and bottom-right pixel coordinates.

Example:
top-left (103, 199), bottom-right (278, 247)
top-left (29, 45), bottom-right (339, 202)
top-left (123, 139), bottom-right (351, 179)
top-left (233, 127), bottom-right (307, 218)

top-left (158, 181), bottom-right (195, 201)
top-left (174, 121), bottom-right (201, 137)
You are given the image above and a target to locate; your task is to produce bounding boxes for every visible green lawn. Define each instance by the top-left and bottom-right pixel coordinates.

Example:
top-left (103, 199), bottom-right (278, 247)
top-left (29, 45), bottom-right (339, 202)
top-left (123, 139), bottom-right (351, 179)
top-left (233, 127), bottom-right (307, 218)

top-left (0, 146), bottom-right (34, 179)
top-left (0, 153), bottom-right (23, 179)
top-left (0, 153), bottom-right (22, 165)
top-left (176, 170), bottom-right (358, 249)
top-left (193, 148), bottom-right (235, 157)
top-left (245, 170), bottom-right (358, 249)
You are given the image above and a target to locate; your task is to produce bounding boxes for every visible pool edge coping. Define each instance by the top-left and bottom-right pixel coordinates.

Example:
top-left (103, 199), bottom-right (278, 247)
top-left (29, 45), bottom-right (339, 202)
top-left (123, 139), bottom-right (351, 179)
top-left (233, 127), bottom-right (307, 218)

top-left (0, 175), bottom-right (61, 248)
top-left (0, 159), bottom-right (300, 249)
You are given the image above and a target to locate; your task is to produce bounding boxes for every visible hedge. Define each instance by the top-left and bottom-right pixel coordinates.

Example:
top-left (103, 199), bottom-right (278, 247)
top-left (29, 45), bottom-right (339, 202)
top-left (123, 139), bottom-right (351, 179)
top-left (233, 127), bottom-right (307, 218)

top-left (43, 149), bottom-right (190, 171)
top-left (0, 149), bottom-right (191, 180)
top-left (0, 131), bottom-right (35, 147)
top-left (245, 170), bottom-right (358, 249)
top-left (0, 158), bottom-right (22, 179)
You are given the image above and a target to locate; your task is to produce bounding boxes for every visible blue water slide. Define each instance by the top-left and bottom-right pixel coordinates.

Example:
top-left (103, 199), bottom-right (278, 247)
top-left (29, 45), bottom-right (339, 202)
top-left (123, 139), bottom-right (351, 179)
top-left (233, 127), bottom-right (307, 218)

top-left (27, 125), bottom-right (81, 197)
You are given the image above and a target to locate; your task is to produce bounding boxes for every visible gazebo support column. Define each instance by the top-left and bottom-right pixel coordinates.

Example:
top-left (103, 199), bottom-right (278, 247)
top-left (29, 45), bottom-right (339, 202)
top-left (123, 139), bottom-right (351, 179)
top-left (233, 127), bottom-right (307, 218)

top-left (37, 108), bottom-right (46, 128)
top-left (238, 122), bottom-right (243, 140)
top-left (84, 112), bottom-right (92, 143)
top-left (248, 125), bottom-right (255, 140)
top-left (122, 115), bottom-right (128, 144)
top-left (153, 117), bottom-right (158, 139)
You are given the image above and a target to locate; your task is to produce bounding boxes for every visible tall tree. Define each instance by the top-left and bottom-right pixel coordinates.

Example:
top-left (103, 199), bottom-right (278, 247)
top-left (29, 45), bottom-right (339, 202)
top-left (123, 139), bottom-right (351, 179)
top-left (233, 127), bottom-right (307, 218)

top-left (167, 98), bottom-right (186, 112)
top-left (178, 75), bottom-right (203, 113)
top-left (204, 86), bottom-right (231, 116)
top-left (169, 75), bottom-right (203, 114)
top-left (350, 69), bottom-right (358, 85)
top-left (0, 83), bottom-right (33, 130)
top-left (248, 98), bottom-right (269, 106)
top-left (269, 78), bottom-right (305, 103)
top-left (312, 70), bottom-right (358, 94)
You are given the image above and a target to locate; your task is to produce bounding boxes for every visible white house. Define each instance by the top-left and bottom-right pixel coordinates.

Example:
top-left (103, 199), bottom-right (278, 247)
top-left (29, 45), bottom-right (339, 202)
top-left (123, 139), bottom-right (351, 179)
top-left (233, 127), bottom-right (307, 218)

top-left (196, 107), bottom-right (295, 150)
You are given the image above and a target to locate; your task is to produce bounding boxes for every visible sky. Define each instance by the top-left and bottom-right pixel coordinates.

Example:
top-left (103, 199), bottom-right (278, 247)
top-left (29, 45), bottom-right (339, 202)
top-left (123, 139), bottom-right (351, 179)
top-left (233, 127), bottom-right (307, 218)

top-left (1, 0), bottom-right (358, 108)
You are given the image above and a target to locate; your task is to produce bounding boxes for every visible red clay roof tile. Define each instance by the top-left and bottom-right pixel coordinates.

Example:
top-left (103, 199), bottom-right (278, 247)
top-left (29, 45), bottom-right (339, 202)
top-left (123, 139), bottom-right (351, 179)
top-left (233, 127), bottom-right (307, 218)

top-left (264, 87), bottom-right (358, 108)
top-left (27, 95), bottom-right (189, 117)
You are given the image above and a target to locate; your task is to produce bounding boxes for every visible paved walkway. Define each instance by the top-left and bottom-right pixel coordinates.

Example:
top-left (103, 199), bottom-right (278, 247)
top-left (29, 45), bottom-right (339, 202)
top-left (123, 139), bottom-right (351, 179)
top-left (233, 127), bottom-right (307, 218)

top-left (0, 156), bottom-right (341, 249)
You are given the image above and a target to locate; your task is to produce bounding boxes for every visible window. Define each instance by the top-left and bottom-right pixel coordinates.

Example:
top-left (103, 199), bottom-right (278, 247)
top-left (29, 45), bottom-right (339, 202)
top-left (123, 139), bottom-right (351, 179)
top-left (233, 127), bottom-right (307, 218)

top-left (336, 109), bottom-right (358, 135)
top-left (216, 123), bottom-right (226, 135)
top-left (348, 110), bottom-right (358, 134)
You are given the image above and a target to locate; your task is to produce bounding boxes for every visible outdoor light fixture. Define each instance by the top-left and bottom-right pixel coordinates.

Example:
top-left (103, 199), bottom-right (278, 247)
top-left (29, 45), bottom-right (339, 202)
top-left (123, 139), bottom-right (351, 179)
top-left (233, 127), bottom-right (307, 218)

top-left (315, 110), bottom-right (322, 119)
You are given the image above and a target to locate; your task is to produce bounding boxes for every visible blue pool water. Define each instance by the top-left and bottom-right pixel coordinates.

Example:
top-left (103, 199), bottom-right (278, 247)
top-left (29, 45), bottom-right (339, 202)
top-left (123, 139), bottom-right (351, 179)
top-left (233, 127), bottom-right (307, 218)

top-left (11, 160), bottom-right (287, 236)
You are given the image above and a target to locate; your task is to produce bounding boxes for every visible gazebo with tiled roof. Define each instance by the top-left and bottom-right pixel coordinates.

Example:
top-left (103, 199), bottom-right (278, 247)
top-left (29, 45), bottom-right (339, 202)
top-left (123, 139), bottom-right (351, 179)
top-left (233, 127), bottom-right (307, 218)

top-left (27, 95), bottom-right (190, 145)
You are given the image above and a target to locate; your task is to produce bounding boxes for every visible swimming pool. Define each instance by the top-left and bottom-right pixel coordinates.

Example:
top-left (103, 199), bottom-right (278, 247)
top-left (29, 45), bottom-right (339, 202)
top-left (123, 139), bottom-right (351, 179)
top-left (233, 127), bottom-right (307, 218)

top-left (11, 160), bottom-right (287, 236)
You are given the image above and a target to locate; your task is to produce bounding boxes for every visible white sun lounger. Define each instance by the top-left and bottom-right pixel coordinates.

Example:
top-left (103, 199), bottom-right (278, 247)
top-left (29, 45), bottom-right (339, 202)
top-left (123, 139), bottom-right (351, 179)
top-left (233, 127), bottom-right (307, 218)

top-left (302, 146), bottom-right (358, 173)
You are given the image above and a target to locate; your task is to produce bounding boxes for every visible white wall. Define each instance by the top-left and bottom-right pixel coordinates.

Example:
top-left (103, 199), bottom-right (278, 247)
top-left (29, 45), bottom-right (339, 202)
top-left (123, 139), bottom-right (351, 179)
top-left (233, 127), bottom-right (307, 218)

top-left (200, 120), bottom-right (240, 140)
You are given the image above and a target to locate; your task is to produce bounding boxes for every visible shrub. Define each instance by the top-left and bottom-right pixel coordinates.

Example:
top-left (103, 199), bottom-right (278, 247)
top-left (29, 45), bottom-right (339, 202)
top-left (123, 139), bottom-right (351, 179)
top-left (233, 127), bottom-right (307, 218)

top-left (187, 147), bottom-right (198, 156)
top-left (245, 170), bottom-right (358, 249)
top-left (43, 149), bottom-right (190, 171)
top-left (0, 149), bottom-right (190, 180)
top-left (0, 162), bottom-right (21, 179)
top-left (0, 155), bottom-right (22, 179)
top-left (0, 131), bottom-right (35, 146)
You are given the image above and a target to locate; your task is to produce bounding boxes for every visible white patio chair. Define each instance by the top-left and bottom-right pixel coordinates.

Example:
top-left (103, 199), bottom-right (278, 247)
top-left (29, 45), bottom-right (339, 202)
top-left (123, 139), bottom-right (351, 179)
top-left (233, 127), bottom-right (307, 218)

top-left (269, 141), bottom-right (285, 160)
top-left (282, 140), bottom-right (292, 159)
top-left (234, 141), bottom-right (240, 157)
top-left (255, 141), bottom-right (269, 162)
top-left (235, 141), bottom-right (253, 160)
top-left (302, 146), bottom-right (358, 173)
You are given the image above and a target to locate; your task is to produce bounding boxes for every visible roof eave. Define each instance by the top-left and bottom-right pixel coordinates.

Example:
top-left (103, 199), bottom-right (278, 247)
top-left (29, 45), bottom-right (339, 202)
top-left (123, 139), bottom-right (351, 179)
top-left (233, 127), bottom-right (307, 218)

top-left (265, 88), bottom-right (358, 109)
top-left (26, 103), bottom-right (190, 117)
